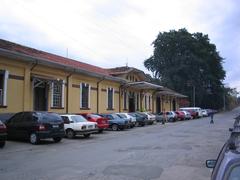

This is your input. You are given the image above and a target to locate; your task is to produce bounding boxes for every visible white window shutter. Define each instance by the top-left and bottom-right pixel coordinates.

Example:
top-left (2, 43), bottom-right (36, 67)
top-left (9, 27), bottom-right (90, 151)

top-left (3, 70), bottom-right (9, 106)
top-left (51, 82), bottom-right (54, 107)
top-left (80, 83), bottom-right (82, 108)
top-left (88, 84), bottom-right (91, 108)
top-left (112, 88), bottom-right (114, 109)
top-left (61, 80), bottom-right (65, 108)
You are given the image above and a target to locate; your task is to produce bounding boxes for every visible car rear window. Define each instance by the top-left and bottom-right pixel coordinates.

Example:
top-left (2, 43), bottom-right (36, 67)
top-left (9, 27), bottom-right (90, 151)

top-left (37, 112), bottom-right (62, 122)
top-left (71, 115), bottom-right (88, 123)
top-left (89, 114), bottom-right (101, 118)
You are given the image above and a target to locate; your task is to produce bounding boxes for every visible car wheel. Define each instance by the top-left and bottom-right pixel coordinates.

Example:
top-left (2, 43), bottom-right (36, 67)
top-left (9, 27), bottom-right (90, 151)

top-left (29, 133), bottom-right (39, 145)
top-left (83, 134), bottom-right (90, 138)
top-left (66, 129), bottom-right (75, 139)
top-left (53, 137), bottom-right (62, 143)
top-left (112, 124), bottom-right (118, 131)
top-left (0, 141), bottom-right (5, 148)
top-left (98, 129), bottom-right (103, 133)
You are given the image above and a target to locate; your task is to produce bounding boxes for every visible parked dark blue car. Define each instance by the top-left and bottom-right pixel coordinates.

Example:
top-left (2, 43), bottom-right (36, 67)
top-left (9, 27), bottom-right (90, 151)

top-left (100, 114), bottom-right (130, 131)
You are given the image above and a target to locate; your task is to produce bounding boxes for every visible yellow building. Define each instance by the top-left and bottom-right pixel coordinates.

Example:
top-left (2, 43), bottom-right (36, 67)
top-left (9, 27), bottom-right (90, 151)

top-left (0, 39), bottom-right (186, 115)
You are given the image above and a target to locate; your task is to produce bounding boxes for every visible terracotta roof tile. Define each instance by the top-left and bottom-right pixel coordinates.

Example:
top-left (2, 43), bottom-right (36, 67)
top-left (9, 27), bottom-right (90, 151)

top-left (0, 39), bottom-right (110, 76)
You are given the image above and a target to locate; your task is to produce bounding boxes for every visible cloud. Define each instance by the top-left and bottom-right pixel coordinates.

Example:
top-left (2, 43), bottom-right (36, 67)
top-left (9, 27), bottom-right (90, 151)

top-left (0, 0), bottom-right (239, 90)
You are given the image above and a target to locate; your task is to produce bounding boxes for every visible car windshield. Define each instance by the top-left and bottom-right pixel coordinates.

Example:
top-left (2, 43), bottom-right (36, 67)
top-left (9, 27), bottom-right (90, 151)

top-left (118, 114), bottom-right (127, 118)
top-left (128, 113), bottom-right (136, 117)
top-left (111, 114), bottom-right (119, 119)
top-left (71, 115), bottom-right (88, 123)
top-left (38, 112), bottom-right (62, 122)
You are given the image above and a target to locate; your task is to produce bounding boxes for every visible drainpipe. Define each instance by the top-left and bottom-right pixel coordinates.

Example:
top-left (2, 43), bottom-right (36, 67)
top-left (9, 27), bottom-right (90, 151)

top-left (66, 72), bottom-right (73, 114)
top-left (97, 77), bottom-right (105, 113)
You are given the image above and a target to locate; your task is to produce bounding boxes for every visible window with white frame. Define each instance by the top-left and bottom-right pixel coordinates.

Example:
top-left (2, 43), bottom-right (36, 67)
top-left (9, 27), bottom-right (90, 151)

top-left (0, 70), bottom-right (8, 107)
top-left (80, 83), bottom-right (90, 109)
top-left (52, 82), bottom-right (64, 108)
top-left (107, 87), bottom-right (114, 109)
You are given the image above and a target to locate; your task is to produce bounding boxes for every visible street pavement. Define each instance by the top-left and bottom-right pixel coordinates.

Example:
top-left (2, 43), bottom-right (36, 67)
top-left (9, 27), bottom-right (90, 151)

top-left (0, 107), bottom-right (239, 180)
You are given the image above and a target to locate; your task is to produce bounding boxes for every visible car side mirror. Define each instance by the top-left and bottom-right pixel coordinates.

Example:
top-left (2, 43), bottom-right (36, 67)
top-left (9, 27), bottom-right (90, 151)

top-left (206, 160), bottom-right (216, 168)
top-left (229, 128), bottom-right (233, 132)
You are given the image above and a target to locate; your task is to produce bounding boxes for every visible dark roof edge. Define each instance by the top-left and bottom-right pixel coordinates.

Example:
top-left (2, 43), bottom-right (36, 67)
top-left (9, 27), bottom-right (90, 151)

top-left (0, 48), bottom-right (126, 84)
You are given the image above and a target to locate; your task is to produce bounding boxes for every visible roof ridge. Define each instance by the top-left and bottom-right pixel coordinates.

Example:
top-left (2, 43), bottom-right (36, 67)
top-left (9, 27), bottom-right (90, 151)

top-left (0, 39), bottom-right (110, 76)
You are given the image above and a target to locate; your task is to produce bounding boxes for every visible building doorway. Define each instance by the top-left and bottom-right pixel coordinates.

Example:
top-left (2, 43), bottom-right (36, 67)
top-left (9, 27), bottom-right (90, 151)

top-left (156, 97), bottom-right (161, 113)
top-left (128, 92), bottom-right (135, 112)
top-left (33, 79), bottom-right (48, 111)
top-left (172, 99), bottom-right (176, 111)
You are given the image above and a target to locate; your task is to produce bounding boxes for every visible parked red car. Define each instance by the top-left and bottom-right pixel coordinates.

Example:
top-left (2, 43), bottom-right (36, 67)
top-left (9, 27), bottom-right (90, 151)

top-left (79, 113), bottom-right (109, 133)
top-left (175, 111), bottom-right (185, 121)
top-left (186, 110), bottom-right (198, 119)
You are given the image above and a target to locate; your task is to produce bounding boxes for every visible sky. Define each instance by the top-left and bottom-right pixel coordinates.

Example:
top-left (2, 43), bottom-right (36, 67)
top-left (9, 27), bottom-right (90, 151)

top-left (0, 0), bottom-right (239, 91)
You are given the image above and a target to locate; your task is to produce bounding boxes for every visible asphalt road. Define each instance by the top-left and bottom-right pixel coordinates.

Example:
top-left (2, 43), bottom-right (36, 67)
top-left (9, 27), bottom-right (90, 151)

top-left (0, 108), bottom-right (239, 180)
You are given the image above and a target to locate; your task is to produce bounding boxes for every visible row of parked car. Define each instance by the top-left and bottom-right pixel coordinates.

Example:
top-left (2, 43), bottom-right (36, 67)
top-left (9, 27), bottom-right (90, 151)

top-left (0, 107), bottom-right (214, 148)
top-left (206, 114), bottom-right (240, 180)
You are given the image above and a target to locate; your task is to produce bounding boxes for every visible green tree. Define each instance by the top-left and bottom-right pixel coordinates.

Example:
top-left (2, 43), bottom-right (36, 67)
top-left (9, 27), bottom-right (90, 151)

top-left (144, 28), bottom-right (226, 109)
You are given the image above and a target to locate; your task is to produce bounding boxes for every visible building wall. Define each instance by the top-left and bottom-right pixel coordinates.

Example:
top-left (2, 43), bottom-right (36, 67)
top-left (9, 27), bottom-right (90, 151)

top-left (0, 57), bottom-right (181, 115)
top-left (0, 57), bottom-right (25, 113)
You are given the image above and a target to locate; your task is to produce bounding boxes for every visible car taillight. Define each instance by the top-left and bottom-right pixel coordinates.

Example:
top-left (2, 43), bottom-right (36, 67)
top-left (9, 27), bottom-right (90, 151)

top-left (0, 122), bottom-right (6, 132)
top-left (38, 124), bottom-right (46, 131)
top-left (82, 125), bottom-right (86, 130)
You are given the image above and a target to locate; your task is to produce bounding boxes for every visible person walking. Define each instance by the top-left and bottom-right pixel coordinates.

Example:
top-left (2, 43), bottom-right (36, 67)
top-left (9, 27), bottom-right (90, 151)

top-left (162, 109), bottom-right (166, 125)
top-left (210, 111), bottom-right (214, 124)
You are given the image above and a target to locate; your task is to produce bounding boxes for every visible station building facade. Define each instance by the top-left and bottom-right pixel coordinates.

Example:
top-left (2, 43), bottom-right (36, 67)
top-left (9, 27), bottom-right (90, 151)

top-left (0, 39), bottom-right (186, 115)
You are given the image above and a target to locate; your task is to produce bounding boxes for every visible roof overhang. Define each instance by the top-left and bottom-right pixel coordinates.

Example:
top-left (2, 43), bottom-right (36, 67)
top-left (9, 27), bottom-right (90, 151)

top-left (156, 89), bottom-right (188, 98)
top-left (123, 81), bottom-right (164, 90)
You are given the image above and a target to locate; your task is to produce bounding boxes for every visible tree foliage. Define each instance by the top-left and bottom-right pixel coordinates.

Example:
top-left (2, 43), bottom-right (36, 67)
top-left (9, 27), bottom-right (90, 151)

top-left (144, 28), bottom-right (226, 109)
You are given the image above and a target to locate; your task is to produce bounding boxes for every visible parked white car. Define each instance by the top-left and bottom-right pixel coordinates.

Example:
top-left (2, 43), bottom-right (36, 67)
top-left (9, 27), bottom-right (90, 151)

top-left (180, 111), bottom-right (192, 120)
top-left (179, 107), bottom-right (203, 118)
top-left (201, 109), bottom-right (208, 117)
top-left (138, 112), bottom-right (156, 125)
top-left (61, 115), bottom-right (98, 138)
top-left (116, 113), bottom-right (136, 127)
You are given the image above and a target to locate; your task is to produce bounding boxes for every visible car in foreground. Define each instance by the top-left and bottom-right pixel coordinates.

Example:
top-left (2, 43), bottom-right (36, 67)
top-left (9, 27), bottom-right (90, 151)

top-left (6, 112), bottom-right (65, 144)
top-left (79, 113), bottom-right (109, 133)
top-left (100, 114), bottom-right (130, 131)
top-left (128, 113), bottom-right (146, 126)
top-left (206, 126), bottom-right (240, 180)
top-left (61, 115), bottom-right (98, 138)
top-left (0, 120), bottom-right (7, 148)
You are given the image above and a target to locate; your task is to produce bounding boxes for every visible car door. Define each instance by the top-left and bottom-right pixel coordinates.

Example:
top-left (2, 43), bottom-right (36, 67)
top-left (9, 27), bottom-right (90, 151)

top-left (21, 112), bottom-right (34, 139)
top-left (6, 112), bottom-right (24, 139)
